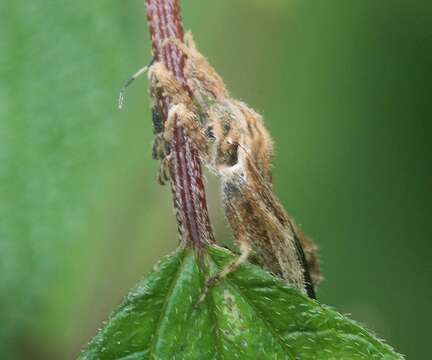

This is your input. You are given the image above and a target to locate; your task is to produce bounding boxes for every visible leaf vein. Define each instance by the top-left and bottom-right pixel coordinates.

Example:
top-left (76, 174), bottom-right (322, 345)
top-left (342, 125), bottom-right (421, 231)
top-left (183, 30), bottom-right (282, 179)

top-left (150, 249), bottom-right (186, 358)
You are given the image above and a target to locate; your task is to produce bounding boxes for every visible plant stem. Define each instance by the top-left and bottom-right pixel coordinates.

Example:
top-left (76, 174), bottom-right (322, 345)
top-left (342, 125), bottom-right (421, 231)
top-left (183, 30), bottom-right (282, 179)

top-left (145, 0), bottom-right (214, 248)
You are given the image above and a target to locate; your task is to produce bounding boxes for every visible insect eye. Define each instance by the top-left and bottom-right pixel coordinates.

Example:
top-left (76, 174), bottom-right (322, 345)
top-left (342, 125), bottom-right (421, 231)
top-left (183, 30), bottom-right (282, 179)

top-left (226, 143), bottom-right (239, 166)
top-left (152, 107), bottom-right (164, 134)
top-left (205, 126), bottom-right (215, 140)
top-left (222, 121), bottom-right (231, 135)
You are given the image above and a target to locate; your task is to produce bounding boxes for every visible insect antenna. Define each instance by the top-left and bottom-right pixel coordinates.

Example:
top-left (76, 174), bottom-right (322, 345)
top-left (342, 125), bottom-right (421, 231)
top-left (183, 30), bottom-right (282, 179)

top-left (118, 59), bottom-right (154, 110)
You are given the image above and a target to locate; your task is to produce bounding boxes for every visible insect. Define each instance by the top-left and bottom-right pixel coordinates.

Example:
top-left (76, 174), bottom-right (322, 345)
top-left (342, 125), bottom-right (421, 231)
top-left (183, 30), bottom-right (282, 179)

top-left (119, 60), bottom-right (175, 185)
top-left (120, 31), bottom-right (321, 298)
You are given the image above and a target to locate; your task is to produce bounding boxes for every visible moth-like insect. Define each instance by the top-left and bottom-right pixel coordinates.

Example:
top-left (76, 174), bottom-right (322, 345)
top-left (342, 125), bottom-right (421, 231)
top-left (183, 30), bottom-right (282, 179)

top-left (118, 60), bottom-right (173, 185)
top-left (121, 32), bottom-right (321, 298)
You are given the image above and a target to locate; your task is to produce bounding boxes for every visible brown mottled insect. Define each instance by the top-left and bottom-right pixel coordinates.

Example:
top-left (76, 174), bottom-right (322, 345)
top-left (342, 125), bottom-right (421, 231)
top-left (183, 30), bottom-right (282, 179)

top-left (123, 31), bottom-right (321, 297)
top-left (118, 61), bottom-right (172, 185)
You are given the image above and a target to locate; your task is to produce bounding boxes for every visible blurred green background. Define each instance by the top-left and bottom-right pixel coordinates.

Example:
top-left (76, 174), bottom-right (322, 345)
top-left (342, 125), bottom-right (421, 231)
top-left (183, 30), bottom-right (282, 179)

top-left (1, 0), bottom-right (431, 359)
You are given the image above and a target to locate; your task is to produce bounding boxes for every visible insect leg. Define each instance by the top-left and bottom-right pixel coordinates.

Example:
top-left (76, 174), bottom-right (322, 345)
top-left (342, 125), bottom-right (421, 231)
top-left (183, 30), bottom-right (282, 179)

top-left (194, 241), bottom-right (252, 308)
top-left (157, 154), bottom-right (172, 186)
top-left (217, 241), bottom-right (252, 279)
top-left (164, 103), bottom-right (210, 158)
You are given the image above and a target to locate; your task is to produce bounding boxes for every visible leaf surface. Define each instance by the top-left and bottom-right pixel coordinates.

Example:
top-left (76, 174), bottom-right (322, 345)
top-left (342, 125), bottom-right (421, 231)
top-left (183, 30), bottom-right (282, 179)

top-left (81, 246), bottom-right (403, 360)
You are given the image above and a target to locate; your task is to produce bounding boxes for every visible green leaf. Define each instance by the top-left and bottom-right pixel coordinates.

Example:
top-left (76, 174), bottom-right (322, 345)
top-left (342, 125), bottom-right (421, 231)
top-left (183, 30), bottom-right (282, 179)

top-left (80, 246), bottom-right (403, 359)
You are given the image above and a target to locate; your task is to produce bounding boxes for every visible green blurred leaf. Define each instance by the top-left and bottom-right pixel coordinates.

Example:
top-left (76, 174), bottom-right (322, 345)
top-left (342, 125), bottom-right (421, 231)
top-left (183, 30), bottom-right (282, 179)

top-left (80, 246), bottom-right (402, 359)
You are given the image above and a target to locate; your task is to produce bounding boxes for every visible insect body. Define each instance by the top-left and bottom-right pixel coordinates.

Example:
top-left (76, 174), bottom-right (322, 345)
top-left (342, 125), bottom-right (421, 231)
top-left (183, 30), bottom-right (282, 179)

top-left (220, 153), bottom-right (318, 298)
top-left (147, 32), bottom-right (321, 297)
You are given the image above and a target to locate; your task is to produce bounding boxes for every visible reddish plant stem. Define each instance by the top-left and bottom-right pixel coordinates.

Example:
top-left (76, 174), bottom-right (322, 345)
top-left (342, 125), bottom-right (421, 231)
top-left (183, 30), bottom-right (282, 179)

top-left (145, 0), bottom-right (214, 248)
